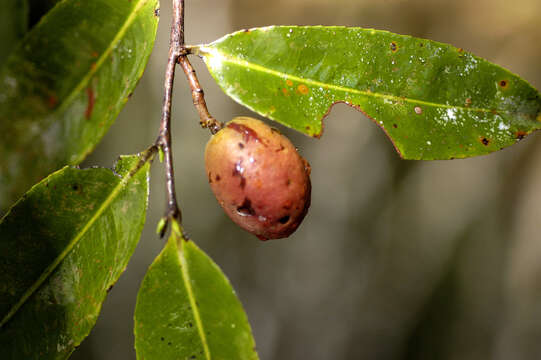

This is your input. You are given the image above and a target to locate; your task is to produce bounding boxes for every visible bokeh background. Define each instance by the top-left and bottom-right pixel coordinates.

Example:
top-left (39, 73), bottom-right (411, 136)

top-left (73, 0), bottom-right (541, 359)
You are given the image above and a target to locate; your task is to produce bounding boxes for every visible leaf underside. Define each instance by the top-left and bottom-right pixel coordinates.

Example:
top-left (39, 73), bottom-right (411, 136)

top-left (0, 0), bottom-right (159, 211)
top-left (197, 26), bottom-right (541, 160)
top-left (134, 227), bottom-right (259, 360)
top-left (0, 154), bottom-right (150, 360)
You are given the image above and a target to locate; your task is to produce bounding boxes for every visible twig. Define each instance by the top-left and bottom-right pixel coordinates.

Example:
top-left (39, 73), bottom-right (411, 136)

top-left (155, 0), bottom-right (185, 235)
top-left (155, 0), bottom-right (222, 236)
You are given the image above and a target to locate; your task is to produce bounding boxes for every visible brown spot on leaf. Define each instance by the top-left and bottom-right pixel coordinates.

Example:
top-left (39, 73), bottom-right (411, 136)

top-left (465, 98), bottom-right (472, 107)
top-left (480, 137), bottom-right (490, 146)
top-left (286, 79), bottom-right (293, 87)
top-left (48, 95), bottom-right (58, 109)
top-left (516, 131), bottom-right (527, 140)
top-left (390, 42), bottom-right (398, 52)
top-left (91, 51), bottom-right (99, 58)
top-left (297, 84), bottom-right (309, 95)
top-left (154, 8), bottom-right (160, 17)
top-left (281, 88), bottom-right (289, 96)
top-left (85, 87), bottom-right (95, 119)
top-left (393, 123), bottom-right (398, 128)
top-left (499, 80), bottom-right (509, 89)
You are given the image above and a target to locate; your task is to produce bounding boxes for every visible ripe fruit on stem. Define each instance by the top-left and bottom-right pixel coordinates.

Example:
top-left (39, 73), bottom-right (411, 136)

top-left (205, 117), bottom-right (311, 240)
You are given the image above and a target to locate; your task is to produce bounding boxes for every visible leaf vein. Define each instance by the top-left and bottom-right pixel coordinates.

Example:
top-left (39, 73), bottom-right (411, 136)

top-left (0, 156), bottom-right (147, 328)
top-left (178, 239), bottom-right (212, 360)
top-left (197, 45), bottom-right (511, 114)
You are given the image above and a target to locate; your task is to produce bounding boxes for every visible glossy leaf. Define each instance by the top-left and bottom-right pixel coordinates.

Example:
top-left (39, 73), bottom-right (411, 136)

top-left (195, 26), bottom-right (541, 160)
top-left (0, 0), bottom-right (159, 211)
top-left (0, 153), bottom-right (151, 359)
top-left (0, 0), bottom-right (28, 66)
top-left (134, 223), bottom-right (259, 360)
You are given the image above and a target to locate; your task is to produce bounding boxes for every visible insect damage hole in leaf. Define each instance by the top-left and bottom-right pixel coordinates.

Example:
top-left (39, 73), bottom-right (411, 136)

top-left (192, 26), bottom-right (541, 160)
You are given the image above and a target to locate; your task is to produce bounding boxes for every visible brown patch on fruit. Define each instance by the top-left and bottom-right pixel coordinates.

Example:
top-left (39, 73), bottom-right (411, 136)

top-left (232, 161), bottom-right (246, 189)
top-left (227, 122), bottom-right (261, 143)
top-left (278, 215), bottom-right (290, 224)
top-left (237, 198), bottom-right (255, 216)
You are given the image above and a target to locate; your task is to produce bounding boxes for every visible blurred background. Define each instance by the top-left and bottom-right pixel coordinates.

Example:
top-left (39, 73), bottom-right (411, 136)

top-left (73, 0), bottom-right (541, 359)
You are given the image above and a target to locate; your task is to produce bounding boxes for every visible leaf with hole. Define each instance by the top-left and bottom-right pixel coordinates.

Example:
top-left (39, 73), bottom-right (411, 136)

top-left (134, 224), bottom-right (259, 360)
top-left (0, 0), bottom-right (159, 211)
top-left (0, 153), bottom-right (151, 359)
top-left (195, 26), bottom-right (541, 160)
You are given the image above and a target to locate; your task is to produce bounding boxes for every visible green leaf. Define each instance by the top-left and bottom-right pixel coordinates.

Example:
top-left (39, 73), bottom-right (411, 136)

top-left (134, 223), bottom-right (259, 360)
top-left (0, 0), bottom-right (28, 66)
top-left (0, 0), bottom-right (160, 211)
top-left (0, 152), bottom-right (152, 359)
top-left (195, 26), bottom-right (541, 160)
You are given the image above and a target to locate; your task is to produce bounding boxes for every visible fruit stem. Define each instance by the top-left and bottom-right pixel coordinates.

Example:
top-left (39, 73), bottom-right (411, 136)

top-left (178, 55), bottom-right (223, 134)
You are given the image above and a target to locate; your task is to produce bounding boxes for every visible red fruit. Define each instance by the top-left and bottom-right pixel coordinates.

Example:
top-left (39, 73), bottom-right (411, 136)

top-left (205, 117), bottom-right (311, 240)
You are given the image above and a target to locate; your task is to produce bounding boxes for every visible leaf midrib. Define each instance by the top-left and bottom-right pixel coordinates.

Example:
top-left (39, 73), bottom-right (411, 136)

top-left (178, 240), bottom-right (211, 360)
top-left (0, 158), bottom-right (146, 328)
top-left (196, 45), bottom-right (519, 115)
top-left (54, 0), bottom-right (150, 116)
